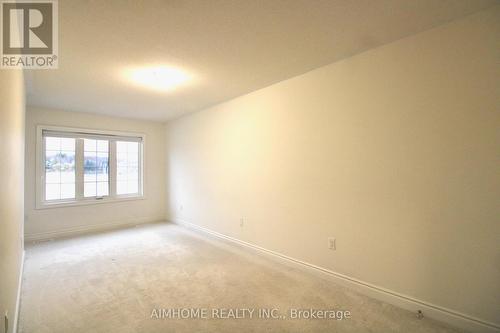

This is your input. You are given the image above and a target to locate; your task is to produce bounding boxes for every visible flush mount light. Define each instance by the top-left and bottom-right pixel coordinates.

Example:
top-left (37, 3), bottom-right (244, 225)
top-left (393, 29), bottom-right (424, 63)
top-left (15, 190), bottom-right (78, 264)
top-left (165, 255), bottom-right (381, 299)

top-left (125, 66), bottom-right (192, 92)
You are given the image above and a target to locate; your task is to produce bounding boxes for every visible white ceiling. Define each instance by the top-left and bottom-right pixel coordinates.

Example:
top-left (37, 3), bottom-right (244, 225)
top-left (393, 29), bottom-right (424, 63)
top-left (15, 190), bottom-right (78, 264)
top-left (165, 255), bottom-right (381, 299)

top-left (26, 0), bottom-right (496, 121)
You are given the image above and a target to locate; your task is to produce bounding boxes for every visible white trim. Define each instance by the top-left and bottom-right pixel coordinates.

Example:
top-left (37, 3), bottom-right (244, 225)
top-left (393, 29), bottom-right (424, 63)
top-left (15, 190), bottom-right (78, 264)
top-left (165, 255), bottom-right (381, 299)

top-left (34, 195), bottom-right (146, 210)
top-left (24, 217), bottom-right (165, 242)
top-left (38, 125), bottom-right (145, 139)
top-left (171, 217), bottom-right (500, 333)
top-left (13, 250), bottom-right (25, 333)
top-left (36, 124), bottom-right (145, 209)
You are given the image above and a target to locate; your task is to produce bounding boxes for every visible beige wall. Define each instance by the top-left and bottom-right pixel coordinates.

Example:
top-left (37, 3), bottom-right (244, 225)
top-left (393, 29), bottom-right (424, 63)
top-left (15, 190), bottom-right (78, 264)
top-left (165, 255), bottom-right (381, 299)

top-left (0, 69), bottom-right (25, 333)
top-left (166, 7), bottom-right (500, 326)
top-left (25, 107), bottom-right (166, 237)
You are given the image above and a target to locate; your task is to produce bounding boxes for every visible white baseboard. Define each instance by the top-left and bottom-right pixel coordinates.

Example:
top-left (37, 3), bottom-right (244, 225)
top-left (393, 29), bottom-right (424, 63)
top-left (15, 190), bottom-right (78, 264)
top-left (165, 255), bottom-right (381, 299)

top-left (13, 249), bottom-right (25, 333)
top-left (24, 216), bottom-right (165, 242)
top-left (171, 217), bottom-right (500, 333)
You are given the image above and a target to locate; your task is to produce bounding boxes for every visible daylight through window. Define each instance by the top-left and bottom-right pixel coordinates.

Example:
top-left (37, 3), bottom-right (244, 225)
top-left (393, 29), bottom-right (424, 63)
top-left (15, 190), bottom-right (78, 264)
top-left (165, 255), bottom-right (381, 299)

top-left (39, 127), bottom-right (143, 207)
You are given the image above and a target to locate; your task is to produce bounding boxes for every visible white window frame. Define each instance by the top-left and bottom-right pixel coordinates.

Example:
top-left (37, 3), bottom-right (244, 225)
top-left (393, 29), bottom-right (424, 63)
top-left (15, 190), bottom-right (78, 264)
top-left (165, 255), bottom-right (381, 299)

top-left (36, 125), bottom-right (145, 209)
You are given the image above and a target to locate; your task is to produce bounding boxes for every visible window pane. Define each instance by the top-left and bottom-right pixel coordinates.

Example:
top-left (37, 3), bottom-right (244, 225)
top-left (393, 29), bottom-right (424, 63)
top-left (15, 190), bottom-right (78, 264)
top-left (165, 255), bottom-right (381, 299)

top-left (84, 151), bottom-right (97, 182)
top-left (45, 150), bottom-right (59, 165)
top-left (116, 141), bottom-right (140, 195)
top-left (117, 152), bottom-right (127, 166)
top-left (45, 137), bottom-right (60, 150)
top-left (97, 182), bottom-right (109, 196)
top-left (46, 183), bottom-right (60, 200)
top-left (60, 151), bottom-right (75, 183)
top-left (84, 182), bottom-right (96, 197)
top-left (44, 137), bottom-right (75, 201)
top-left (117, 166), bottom-right (127, 181)
top-left (60, 183), bottom-right (75, 199)
top-left (84, 154), bottom-right (96, 169)
top-left (127, 141), bottom-right (139, 153)
top-left (116, 141), bottom-right (127, 152)
top-left (97, 140), bottom-right (108, 152)
top-left (127, 181), bottom-right (138, 194)
top-left (84, 168), bottom-right (96, 182)
top-left (127, 166), bottom-right (138, 180)
top-left (45, 170), bottom-right (59, 184)
top-left (96, 153), bottom-right (109, 174)
top-left (60, 138), bottom-right (75, 151)
top-left (97, 173), bottom-right (108, 181)
top-left (84, 139), bottom-right (97, 151)
top-left (45, 150), bottom-right (60, 183)
top-left (84, 141), bottom-right (109, 197)
top-left (61, 170), bottom-right (75, 183)
top-left (128, 153), bottom-right (138, 165)
top-left (117, 181), bottom-right (127, 194)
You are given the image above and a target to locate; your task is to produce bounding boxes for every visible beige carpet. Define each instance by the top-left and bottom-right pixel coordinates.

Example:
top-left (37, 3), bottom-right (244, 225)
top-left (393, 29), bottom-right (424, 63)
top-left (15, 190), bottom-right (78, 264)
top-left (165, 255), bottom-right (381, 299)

top-left (19, 222), bottom-right (463, 333)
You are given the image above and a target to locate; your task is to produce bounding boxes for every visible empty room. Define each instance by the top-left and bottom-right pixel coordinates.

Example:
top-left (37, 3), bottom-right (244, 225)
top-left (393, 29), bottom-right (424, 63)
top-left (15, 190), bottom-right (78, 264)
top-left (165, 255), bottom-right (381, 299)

top-left (0, 1), bottom-right (499, 332)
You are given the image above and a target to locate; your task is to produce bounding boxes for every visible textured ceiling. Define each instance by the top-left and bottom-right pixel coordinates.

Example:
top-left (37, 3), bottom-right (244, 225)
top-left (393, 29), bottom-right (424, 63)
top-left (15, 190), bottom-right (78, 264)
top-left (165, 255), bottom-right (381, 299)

top-left (25, 0), bottom-right (496, 121)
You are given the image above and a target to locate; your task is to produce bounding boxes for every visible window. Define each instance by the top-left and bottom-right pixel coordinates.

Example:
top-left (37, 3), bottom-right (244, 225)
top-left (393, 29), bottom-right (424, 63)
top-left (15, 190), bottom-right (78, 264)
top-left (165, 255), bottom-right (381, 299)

top-left (37, 126), bottom-right (144, 208)
top-left (84, 139), bottom-right (109, 197)
top-left (116, 141), bottom-right (139, 195)
top-left (45, 137), bottom-right (76, 200)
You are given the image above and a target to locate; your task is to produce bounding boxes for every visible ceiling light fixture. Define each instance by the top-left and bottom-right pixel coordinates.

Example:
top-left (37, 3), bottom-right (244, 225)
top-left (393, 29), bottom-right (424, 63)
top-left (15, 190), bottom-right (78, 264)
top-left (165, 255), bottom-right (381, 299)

top-left (125, 66), bottom-right (192, 92)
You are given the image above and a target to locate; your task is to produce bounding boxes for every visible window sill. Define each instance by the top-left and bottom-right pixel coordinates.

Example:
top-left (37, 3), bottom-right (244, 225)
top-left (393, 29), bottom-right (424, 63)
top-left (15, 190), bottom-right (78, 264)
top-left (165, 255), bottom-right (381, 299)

top-left (35, 195), bottom-right (145, 210)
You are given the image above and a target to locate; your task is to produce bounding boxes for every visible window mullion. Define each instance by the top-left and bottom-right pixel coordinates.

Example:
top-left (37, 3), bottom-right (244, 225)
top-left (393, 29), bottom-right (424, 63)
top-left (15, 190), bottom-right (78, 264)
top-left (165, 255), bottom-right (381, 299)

top-left (109, 140), bottom-right (117, 198)
top-left (75, 138), bottom-right (84, 200)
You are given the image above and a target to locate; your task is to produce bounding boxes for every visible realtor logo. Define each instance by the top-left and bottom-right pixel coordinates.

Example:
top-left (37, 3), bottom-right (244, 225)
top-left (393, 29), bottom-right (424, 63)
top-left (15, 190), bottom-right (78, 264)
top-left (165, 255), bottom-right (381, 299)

top-left (1, 0), bottom-right (58, 69)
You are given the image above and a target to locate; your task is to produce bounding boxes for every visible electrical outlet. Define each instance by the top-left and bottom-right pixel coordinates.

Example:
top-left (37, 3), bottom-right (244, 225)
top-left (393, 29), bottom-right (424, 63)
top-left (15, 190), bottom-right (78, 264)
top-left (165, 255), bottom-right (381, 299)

top-left (239, 218), bottom-right (244, 227)
top-left (179, 205), bottom-right (183, 211)
top-left (328, 237), bottom-right (336, 250)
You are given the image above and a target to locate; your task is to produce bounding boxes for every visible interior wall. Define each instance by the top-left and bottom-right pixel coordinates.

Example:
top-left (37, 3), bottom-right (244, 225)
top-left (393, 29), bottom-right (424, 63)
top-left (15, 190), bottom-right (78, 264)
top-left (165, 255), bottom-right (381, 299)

top-left (0, 69), bottom-right (25, 333)
top-left (165, 7), bottom-right (500, 326)
top-left (25, 107), bottom-right (166, 237)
